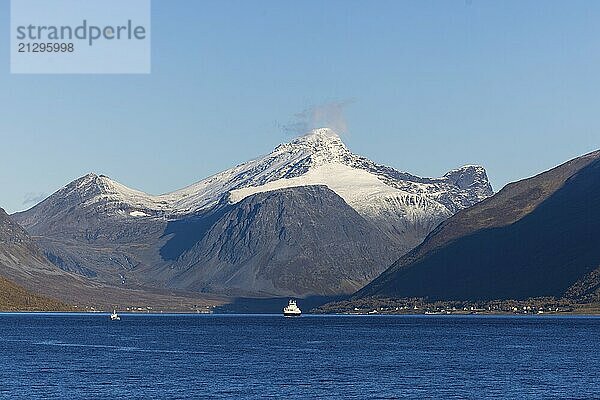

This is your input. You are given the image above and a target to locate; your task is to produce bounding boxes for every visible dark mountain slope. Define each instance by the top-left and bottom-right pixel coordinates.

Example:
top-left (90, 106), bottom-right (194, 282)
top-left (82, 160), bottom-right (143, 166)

top-left (357, 150), bottom-right (600, 301)
top-left (162, 186), bottom-right (402, 297)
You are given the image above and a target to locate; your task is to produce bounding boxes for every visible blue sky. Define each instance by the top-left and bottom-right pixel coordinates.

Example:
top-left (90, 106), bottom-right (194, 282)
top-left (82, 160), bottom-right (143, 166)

top-left (1, 0), bottom-right (599, 213)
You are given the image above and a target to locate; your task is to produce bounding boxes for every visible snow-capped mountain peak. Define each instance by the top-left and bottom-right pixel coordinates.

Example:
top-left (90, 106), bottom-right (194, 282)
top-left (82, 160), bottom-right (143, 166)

top-left (64, 173), bottom-right (156, 207)
top-left (23, 129), bottom-right (493, 225)
top-left (163, 128), bottom-right (356, 213)
top-left (272, 128), bottom-right (350, 165)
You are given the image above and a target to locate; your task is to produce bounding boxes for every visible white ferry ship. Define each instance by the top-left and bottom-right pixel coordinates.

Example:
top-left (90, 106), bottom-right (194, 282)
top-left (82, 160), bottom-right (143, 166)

top-left (283, 299), bottom-right (302, 317)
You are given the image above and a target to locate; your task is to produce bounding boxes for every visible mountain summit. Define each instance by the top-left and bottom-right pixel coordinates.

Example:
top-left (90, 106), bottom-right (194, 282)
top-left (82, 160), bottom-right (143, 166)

top-left (14, 129), bottom-right (493, 297)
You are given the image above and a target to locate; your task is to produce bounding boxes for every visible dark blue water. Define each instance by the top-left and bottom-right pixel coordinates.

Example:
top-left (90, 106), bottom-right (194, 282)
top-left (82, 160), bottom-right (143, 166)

top-left (0, 314), bottom-right (598, 399)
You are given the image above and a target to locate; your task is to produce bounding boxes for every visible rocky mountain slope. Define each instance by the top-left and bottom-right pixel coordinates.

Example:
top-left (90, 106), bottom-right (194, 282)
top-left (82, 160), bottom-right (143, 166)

top-left (356, 150), bottom-right (600, 302)
top-left (0, 208), bottom-right (72, 289)
top-left (162, 186), bottom-right (398, 296)
top-left (1, 208), bottom-right (223, 310)
top-left (0, 207), bottom-right (88, 309)
top-left (13, 128), bottom-right (493, 297)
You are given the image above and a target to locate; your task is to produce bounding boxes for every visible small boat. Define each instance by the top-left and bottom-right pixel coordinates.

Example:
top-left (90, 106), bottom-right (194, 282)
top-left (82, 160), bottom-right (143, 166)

top-left (110, 310), bottom-right (121, 321)
top-left (283, 299), bottom-right (301, 317)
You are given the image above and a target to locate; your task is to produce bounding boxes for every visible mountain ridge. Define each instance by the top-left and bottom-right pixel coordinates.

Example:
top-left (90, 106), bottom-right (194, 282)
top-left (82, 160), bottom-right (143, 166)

top-left (12, 128), bottom-right (493, 298)
top-left (15, 128), bottom-right (492, 220)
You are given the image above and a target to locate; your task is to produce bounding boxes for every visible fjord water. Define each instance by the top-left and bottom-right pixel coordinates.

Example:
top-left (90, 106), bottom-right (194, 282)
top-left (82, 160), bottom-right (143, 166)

top-left (0, 314), bottom-right (598, 399)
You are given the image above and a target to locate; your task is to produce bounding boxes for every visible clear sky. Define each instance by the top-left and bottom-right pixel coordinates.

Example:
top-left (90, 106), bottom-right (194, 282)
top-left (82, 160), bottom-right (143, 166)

top-left (1, 0), bottom-right (599, 213)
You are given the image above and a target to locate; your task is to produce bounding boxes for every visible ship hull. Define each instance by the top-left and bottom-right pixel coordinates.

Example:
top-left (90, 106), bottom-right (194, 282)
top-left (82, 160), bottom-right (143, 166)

top-left (283, 312), bottom-right (301, 317)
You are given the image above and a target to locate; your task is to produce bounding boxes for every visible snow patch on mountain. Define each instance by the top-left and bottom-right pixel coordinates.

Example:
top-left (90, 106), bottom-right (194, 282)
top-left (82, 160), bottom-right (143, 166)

top-left (129, 211), bottom-right (150, 217)
top-left (228, 163), bottom-right (391, 205)
top-left (228, 162), bottom-right (434, 216)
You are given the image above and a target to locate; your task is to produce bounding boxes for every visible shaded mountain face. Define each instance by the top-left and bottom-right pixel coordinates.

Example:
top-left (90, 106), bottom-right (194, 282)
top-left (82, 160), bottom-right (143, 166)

top-left (1, 208), bottom-right (226, 310)
top-left (357, 150), bottom-right (600, 302)
top-left (0, 207), bottom-right (60, 278)
top-left (163, 186), bottom-right (400, 297)
top-left (0, 207), bottom-right (83, 307)
top-left (13, 129), bottom-right (492, 297)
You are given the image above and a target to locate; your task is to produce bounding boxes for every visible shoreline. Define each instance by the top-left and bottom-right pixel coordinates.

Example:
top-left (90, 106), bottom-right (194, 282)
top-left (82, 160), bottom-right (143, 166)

top-left (1, 310), bottom-right (600, 316)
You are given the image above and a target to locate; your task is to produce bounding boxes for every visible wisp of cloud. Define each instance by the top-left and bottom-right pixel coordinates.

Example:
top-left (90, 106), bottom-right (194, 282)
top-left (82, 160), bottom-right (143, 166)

top-left (281, 100), bottom-right (354, 137)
